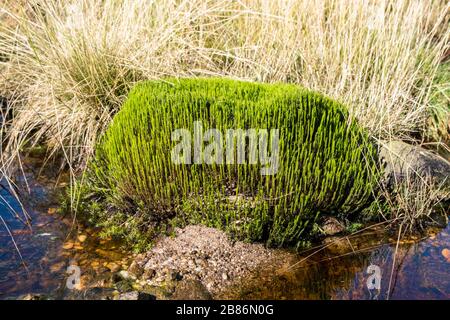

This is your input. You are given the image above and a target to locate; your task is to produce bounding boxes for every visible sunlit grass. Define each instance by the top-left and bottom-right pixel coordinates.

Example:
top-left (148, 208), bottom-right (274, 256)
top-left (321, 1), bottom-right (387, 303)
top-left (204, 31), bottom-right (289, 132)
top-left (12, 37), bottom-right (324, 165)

top-left (0, 0), bottom-right (448, 171)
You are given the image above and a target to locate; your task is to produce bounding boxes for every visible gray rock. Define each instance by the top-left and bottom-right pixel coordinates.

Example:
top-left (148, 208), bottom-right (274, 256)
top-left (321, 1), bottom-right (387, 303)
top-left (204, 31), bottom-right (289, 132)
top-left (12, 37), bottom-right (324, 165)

top-left (21, 294), bottom-right (45, 300)
top-left (320, 217), bottom-right (345, 236)
top-left (115, 279), bottom-right (134, 293)
top-left (165, 269), bottom-right (182, 282)
top-left (0, 96), bottom-right (7, 111)
top-left (379, 140), bottom-right (450, 190)
top-left (118, 270), bottom-right (131, 279)
top-left (143, 268), bottom-right (156, 280)
top-left (82, 287), bottom-right (116, 300)
top-left (128, 261), bottom-right (144, 277)
top-left (117, 292), bottom-right (138, 300)
top-left (322, 236), bottom-right (353, 255)
top-left (117, 291), bottom-right (156, 300)
top-left (171, 279), bottom-right (212, 300)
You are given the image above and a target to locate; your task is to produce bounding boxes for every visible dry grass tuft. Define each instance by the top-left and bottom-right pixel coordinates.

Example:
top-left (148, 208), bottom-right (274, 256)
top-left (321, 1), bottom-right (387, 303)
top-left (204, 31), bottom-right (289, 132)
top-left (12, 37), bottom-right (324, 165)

top-left (0, 0), bottom-right (449, 170)
top-left (377, 173), bottom-right (449, 233)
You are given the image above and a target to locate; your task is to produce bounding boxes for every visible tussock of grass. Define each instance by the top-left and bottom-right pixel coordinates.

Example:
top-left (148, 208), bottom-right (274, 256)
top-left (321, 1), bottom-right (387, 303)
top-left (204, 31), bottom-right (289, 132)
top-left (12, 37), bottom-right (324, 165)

top-left (77, 79), bottom-right (380, 248)
top-left (371, 173), bottom-right (449, 233)
top-left (427, 61), bottom-right (450, 147)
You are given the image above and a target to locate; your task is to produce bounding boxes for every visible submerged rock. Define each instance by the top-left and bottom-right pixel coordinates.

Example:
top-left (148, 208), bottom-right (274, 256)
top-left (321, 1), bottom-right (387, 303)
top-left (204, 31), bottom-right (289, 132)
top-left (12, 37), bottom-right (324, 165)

top-left (115, 279), bottom-right (134, 293)
top-left (171, 279), bottom-right (212, 300)
top-left (322, 236), bottom-right (354, 255)
top-left (117, 291), bottom-right (156, 300)
top-left (105, 262), bottom-right (120, 273)
top-left (21, 294), bottom-right (46, 300)
top-left (82, 287), bottom-right (116, 300)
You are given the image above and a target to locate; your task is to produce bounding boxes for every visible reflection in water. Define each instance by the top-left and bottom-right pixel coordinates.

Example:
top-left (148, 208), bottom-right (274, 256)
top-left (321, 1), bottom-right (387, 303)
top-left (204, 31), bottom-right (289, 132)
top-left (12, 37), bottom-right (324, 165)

top-left (0, 158), bottom-right (449, 299)
top-left (220, 224), bottom-right (450, 300)
top-left (0, 158), bottom-right (67, 298)
top-left (0, 158), bottom-right (129, 299)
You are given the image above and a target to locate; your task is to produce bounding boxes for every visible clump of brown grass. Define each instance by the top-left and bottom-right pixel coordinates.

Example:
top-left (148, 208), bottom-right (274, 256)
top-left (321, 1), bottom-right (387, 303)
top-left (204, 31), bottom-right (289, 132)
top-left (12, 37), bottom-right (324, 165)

top-left (376, 172), bottom-right (449, 233)
top-left (0, 0), bottom-right (449, 171)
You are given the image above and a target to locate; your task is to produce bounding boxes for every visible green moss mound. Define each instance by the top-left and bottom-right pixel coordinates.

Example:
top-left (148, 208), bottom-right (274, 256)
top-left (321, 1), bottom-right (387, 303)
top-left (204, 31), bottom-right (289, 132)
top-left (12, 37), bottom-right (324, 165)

top-left (79, 78), bottom-right (380, 248)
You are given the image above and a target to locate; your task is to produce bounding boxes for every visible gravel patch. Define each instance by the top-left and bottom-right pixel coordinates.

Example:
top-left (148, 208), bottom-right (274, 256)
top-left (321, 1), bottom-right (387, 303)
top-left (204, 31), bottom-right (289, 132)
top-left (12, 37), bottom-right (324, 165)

top-left (130, 225), bottom-right (293, 296)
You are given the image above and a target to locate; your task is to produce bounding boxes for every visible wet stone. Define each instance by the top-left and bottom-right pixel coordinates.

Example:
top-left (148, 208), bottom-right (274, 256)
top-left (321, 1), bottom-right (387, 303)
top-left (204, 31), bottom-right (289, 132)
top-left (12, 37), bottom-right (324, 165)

top-left (82, 287), bottom-right (116, 300)
top-left (117, 291), bottom-right (156, 300)
top-left (143, 268), bottom-right (156, 280)
top-left (115, 280), bottom-right (134, 293)
top-left (320, 216), bottom-right (345, 236)
top-left (21, 294), bottom-right (46, 300)
top-left (171, 279), bottom-right (212, 300)
top-left (128, 261), bottom-right (144, 277)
